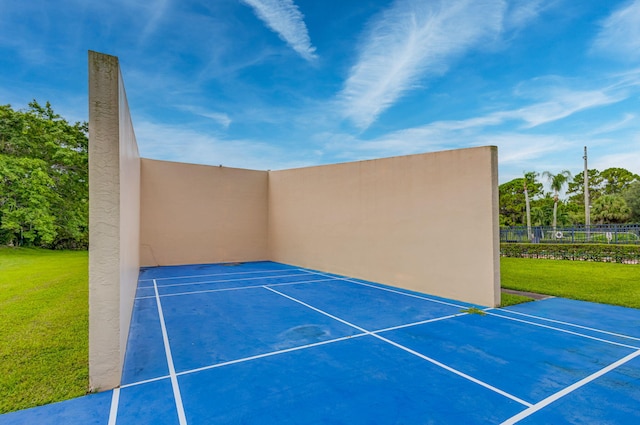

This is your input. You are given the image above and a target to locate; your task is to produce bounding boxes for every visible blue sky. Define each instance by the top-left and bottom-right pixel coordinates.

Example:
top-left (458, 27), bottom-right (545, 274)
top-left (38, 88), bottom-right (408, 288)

top-left (1, 0), bottom-right (639, 183)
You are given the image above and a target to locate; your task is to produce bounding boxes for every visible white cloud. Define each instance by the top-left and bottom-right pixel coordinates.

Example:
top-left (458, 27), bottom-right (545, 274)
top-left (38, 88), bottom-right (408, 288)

top-left (503, 0), bottom-right (552, 31)
top-left (139, 0), bottom-right (171, 43)
top-left (348, 122), bottom-right (572, 163)
top-left (351, 84), bottom-right (624, 147)
top-left (506, 89), bottom-right (622, 128)
top-left (135, 120), bottom-right (311, 170)
top-left (587, 113), bottom-right (637, 135)
top-left (592, 0), bottom-right (640, 61)
top-left (240, 0), bottom-right (317, 61)
top-left (337, 0), bottom-right (507, 130)
top-left (592, 135), bottom-right (640, 176)
top-left (322, 71), bottom-right (640, 182)
top-left (487, 134), bottom-right (572, 165)
top-left (176, 105), bottom-right (232, 129)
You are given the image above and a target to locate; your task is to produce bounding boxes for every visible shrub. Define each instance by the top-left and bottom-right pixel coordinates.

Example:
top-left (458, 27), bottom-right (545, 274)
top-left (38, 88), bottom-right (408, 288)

top-left (500, 243), bottom-right (640, 264)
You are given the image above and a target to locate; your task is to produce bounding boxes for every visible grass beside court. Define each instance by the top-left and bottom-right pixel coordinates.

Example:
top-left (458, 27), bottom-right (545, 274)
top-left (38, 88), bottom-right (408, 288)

top-left (0, 248), bottom-right (89, 414)
top-left (501, 257), bottom-right (640, 309)
top-left (499, 292), bottom-right (534, 307)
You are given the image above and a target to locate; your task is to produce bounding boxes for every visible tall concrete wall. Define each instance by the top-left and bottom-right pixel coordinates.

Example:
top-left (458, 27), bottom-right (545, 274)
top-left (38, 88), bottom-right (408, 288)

top-left (88, 52), bottom-right (499, 394)
top-left (88, 51), bottom-right (140, 391)
top-left (139, 159), bottom-right (268, 266)
top-left (268, 147), bottom-right (500, 307)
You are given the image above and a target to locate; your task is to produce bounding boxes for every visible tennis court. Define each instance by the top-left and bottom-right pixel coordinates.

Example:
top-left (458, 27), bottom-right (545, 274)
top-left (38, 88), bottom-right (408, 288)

top-left (2, 261), bottom-right (640, 424)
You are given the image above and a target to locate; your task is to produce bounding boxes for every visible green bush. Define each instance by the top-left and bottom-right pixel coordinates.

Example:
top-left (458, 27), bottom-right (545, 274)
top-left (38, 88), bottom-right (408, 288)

top-left (500, 243), bottom-right (640, 264)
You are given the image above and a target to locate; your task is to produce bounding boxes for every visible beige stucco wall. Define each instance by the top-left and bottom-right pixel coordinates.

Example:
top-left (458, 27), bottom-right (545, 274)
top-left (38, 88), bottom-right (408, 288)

top-left (268, 147), bottom-right (500, 307)
top-left (88, 49), bottom-right (499, 393)
top-left (88, 51), bottom-right (140, 391)
top-left (139, 159), bottom-right (268, 266)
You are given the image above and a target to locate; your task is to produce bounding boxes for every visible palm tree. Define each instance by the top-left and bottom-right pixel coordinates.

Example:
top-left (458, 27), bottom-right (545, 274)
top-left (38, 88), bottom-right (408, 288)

top-left (591, 194), bottom-right (631, 224)
top-left (542, 170), bottom-right (572, 234)
top-left (523, 171), bottom-right (537, 242)
top-left (530, 207), bottom-right (547, 226)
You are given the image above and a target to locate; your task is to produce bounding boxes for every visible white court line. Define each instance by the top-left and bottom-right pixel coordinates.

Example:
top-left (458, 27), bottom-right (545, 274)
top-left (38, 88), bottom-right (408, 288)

top-left (501, 349), bottom-right (640, 424)
top-left (139, 273), bottom-right (327, 290)
top-left (373, 332), bottom-right (533, 407)
top-left (490, 308), bottom-right (640, 343)
top-left (126, 310), bottom-right (463, 387)
top-left (154, 279), bottom-right (188, 425)
top-left (299, 268), bottom-right (638, 346)
top-left (176, 333), bottom-right (368, 377)
top-left (120, 374), bottom-right (172, 389)
top-left (264, 286), bottom-right (532, 407)
top-left (371, 312), bottom-right (468, 334)
top-left (135, 278), bottom-right (337, 300)
top-left (107, 387), bottom-right (120, 425)
top-left (139, 268), bottom-right (308, 282)
top-left (301, 269), bottom-right (468, 309)
top-left (485, 311), bottom-right (640, 350)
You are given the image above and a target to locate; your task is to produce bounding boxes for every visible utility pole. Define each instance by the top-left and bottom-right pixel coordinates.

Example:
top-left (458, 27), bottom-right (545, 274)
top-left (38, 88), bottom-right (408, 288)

top-left (584, 146), bottom-right (590, 240)
top-left (524, 176), bottom-right (532, 242)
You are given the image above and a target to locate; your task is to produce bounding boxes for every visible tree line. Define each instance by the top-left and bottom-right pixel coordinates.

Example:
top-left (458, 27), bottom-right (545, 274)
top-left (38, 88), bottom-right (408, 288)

top-left (2, 101), bottom-right (638, 248)
top-left (500, 167), bottom-right (640, 227)
top-left (0, 101), bottom-right (88, 249)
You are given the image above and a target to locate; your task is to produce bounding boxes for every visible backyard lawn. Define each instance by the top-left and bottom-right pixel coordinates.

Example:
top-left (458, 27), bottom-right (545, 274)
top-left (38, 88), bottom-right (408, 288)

top-left (0, 248), bottom-right (638, 415)
top-left (0, 248), bottom-right (89, 414)
top-left (501, 257), bottom-right (640, 309)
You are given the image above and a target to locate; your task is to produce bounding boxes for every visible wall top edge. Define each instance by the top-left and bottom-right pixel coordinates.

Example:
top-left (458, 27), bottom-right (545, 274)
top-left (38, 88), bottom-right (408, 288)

top-left (269, 145), bottom-right (497, 173)
top-left (140, 157), bottom-right (268, 173)
top-left (89, 50), bottom-right (119, 63)
top-left (142, 146), bottom-right (497, 175)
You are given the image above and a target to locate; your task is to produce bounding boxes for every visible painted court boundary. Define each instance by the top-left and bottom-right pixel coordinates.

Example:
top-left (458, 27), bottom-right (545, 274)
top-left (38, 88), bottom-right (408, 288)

top-left (138, 267), bottom-right (306, 282)
top-left (117, 313), bottom-right (474, 392)
top-left (264, 277), bottom-right (640, 424)
top-left (500, 349), bottom-right (640, 424)
top-left (136, 267), bottom-right (640, 383)
top-left (138, 271), bottom-right (314, 289)
top-left (109, 265), bottom-right (640, 424)
top-left (125, 268), bottom-right (517, 407)
top-left (486, 310), bottom-right (640, 350)
top-left (491, 308), bottom-right (640, 343)
top-left (109, 280), bottom-right (189, 425)
top-left (302, 269), bottom-right (474, 310)
top-left (304, 269), bottom-right (640, 349)
top-left (152, 279), bottom-right (187, 425)
top-left (262, 285), bottom-right (533, 407)
top-left (134, 277), bottom-right (338, 300)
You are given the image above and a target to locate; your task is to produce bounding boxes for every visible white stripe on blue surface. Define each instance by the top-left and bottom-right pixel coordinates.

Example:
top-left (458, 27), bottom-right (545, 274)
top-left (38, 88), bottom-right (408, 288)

top-left (490, 308), bottom-right (640, 343)
top-left (107, 388), bottom-right (119, 425)
top-left (301, 269), bottom-right (468, 309)
top-left (264, 285), bottom-right (532, 407)
top-left (154, 279), bottom-right (188, 425)
top-left (139, 268), bottom-right (310, 282)
top-left (500, 349), bottom-right (640, 424)
top-left (486, 311), bottom-right (640, 350)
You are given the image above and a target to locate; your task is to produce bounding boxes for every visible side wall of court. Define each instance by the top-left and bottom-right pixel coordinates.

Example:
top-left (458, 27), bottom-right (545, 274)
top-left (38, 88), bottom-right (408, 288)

top-left (88, 51), bottom-right (141, 391)
top-left (268, 147), bottom-right (500, 307)
top-left (139, 159), bottom-right (269, 266)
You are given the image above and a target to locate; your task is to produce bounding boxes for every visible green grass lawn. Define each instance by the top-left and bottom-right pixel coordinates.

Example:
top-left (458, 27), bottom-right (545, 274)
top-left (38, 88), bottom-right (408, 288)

top-left (501, 257), bottom-right (640, 309)
top-left (0, 247), bottom-right (89, 414)
top-left (499, 292), bottom-right (534, 307)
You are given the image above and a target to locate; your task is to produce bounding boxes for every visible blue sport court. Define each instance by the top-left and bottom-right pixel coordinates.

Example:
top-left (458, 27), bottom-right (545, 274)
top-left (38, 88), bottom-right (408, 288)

top-left (2, 261), bottom-right (640, 424)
